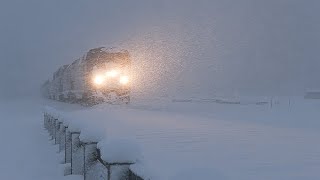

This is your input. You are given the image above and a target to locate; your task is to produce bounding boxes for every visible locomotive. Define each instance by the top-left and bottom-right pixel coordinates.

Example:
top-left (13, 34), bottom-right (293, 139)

top-left (41, 47), bottom-right (131, 105)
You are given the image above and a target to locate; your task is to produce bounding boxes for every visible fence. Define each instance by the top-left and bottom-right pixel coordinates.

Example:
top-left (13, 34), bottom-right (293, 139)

top-left (43, 112), bottom-right (144, 180)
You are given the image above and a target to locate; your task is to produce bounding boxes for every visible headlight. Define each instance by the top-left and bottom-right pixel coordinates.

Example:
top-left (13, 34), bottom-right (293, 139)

top-left (93, 75), bottom-right (104, 85)
top-left (106, 69), bottom-right (119, 78)
top-left (119, 76), bottom-right (129, 85)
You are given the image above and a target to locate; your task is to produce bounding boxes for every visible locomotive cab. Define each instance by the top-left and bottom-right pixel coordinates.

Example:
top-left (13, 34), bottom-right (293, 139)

top-left (85, 47), bottom-right (131, 105)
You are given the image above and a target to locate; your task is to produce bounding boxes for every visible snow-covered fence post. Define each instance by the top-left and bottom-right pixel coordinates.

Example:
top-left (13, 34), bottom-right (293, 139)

top-left (44, 112), bottom-right (48, 129)
top-left (83, 142), bottom-right (98, 180)
top-left (96, 149), bottom-right (133, 180)
top-left (54, 120), bottom-right (61, 144)
top-left (52, 118), bottom-right (56, 140)
top-left (56, 121), bottom-right (62, 145)
top-left (62, 128), bottom-right (72, 176)
top-left (71, 131), bottom-right (84, 175)
top-left (48, 115), bottom-right (52, 136)
top-left (46, 113), bottom-right (51, 131)
top-left (65, 129), bottom-right (72, 164)
top-left (127, 170), bottom-right (144, 180)
top-left (46, 113), bottom-right (50, 130)
top-left (59, 125), bottom-right (67, 152)
top-left (49, 116), bottom-right (55, 140)
top-left (53, 119), bottom-right (58, 144)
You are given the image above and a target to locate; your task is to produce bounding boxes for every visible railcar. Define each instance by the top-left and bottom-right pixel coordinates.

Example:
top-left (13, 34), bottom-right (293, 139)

top-left (42, 47), bottom-right (131, 105)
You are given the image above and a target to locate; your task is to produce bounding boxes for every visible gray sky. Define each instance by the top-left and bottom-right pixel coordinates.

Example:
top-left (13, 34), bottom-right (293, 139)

top-left (0, 0), bottom-right (319, 99)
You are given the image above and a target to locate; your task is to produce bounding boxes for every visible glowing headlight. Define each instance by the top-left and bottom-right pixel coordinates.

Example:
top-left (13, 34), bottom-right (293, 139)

top-left (94, 75), bottom-right (104, 85)
top-left (119, 76), bottom-right (129, 85)
top-left (106, 70), bottom-right (119, 78)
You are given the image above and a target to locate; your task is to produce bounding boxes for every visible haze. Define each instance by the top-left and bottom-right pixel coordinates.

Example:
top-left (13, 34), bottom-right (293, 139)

top-left (0, 0), bottom-right (319, 99)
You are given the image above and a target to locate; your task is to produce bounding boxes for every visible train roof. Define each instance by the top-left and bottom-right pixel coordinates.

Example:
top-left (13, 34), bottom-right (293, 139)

top-left (88, 47), bottom-right (128, 54)
top-left (101, 47), bottom-right (128, 53)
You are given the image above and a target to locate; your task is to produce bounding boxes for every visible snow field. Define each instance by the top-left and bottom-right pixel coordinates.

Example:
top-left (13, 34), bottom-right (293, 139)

top-left (0, 99), bottom-right (84, 180)
top-left (44, 97), bottom-right (320, 180)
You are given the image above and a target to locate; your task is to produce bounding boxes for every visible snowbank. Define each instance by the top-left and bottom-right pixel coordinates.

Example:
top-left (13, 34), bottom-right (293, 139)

top-left (98, 139), bottom-right (142, 163)
top-left (44, 97), bottom-right (320, 180)
top-left (44, 105), bottom-right (146, 178)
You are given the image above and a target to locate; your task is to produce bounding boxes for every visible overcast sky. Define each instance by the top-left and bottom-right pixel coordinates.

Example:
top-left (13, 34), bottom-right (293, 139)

top-left (0, 0), bottom-right (319, 99)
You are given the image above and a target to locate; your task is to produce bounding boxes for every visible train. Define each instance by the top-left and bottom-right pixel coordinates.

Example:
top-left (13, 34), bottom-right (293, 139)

top-left (41, 47), bottom-right (131, 106)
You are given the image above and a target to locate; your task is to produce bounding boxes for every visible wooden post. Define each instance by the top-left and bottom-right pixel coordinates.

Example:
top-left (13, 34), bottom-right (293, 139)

top-left (65, 127), bottom-right (68, 163)
top-left (71, 132), bottom-right (81, 175)
top-left (54, 119), bottom-right (59, 144)
top-left (54, 119), bottom-right (58, 143)
top-left (56, 122), bottom-right (62, 145)
top-left (107, 164), bottom-right (111, 180)
top-left (48, 116), bottom-right (53, 137)
top-left (59, 125), bottom-right (66, 152)
top-left (289, 99), bottom-right (291, 107)
top-left (83, 142), bottom-right (98, 180)
top-left (96, 149), bottom-right (134, 180)
top-left (65, 129), bottom-right (72, 164)
top-left (44, 113), bottom-right (47, 129)
top-left (45, 113), bottom-right (49, 130)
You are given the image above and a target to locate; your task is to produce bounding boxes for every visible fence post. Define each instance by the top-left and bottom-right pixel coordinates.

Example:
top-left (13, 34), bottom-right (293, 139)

top-left (50, 117), bottom-right (55, 140)
top-left (44, 113), bottom-right (47, 129)
top-left (96, 149), bottom-right (134, 180)
top-left (53, 119), bottom-right (58, 144)
top-left (46, 113), bottom-right (50, 130)
top-left (83, 142), bottom-right (98, 180)
top-left (71, 131), bottom-right (82, 175)
top-left (48, 116), bottom-right (53, 138)
top-left (107, 165), bottom-right (111, 180)
top-left (128, 169), bottom-right (144, 180)
top-left (58, 122), bottom-right (62, 144)
top-left (54, 119), bottom-right (60, 144)
top-left (63, 127), bottom-right (72, 176)
top-left (59, 125), bottom-right (66, 152)
top-left (65, 129), bottom-right (72, 164)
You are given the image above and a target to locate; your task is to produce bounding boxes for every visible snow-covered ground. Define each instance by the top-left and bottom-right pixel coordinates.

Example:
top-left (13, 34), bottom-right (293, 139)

top-left (1, 97), bottom-right (319, 179)
top-left (45, 97), bottom-right (320, 180)
top-left (0, 98), bottom-right (82, 180)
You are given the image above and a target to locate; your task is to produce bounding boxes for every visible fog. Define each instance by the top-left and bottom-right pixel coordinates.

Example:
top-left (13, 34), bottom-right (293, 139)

top-left (0, 0), bottom-right (319, 99)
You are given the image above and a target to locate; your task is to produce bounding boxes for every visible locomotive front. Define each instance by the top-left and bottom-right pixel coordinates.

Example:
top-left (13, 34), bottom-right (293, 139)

top-left (85, 47), bottom-right (131, 104)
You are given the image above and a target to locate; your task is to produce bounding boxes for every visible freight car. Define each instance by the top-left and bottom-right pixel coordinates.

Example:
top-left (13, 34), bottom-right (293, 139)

top-left (42, 47), bottom-right (131, 105)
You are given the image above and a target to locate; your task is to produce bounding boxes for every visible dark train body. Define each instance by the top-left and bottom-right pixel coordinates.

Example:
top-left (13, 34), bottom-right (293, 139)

top-left (42, 47), bottom-right (131, 105)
